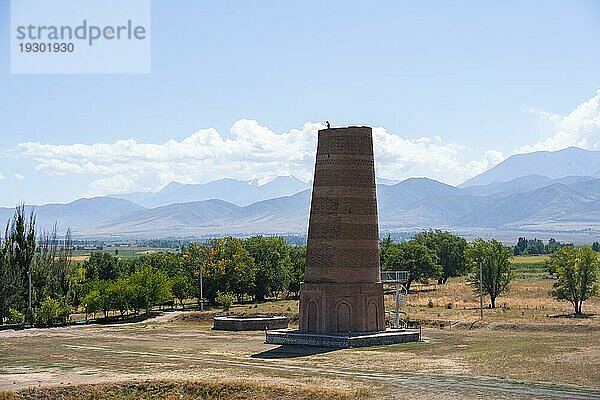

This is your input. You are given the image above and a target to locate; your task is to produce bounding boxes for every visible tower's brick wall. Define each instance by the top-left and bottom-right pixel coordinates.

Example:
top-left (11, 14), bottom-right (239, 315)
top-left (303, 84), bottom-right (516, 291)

top-left (299, 126), bottom-right (385, 333)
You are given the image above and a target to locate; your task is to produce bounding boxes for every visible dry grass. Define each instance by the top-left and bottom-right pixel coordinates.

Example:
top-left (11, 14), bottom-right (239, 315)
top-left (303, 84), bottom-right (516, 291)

top-left (69, 255), bottom-right (89, 262)
top-left (1, 379), bottom-right (370, 400)
top-left (395, 258), bottom-right (600, 325)
top-left (1, 308), bottom-right (599, 394)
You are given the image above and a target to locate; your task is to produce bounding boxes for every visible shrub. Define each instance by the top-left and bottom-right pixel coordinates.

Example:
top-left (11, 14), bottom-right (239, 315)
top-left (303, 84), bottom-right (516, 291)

top-left (428, 299), bottom-right (434, 308)
top-left (446, 302), bottom-right (453, 309)
top-left (7, 308), bottom-right (24, 324)
top-left (216, 291), bottom-right (235, 312)
top-left (37, 298), bottom-right (69, 326)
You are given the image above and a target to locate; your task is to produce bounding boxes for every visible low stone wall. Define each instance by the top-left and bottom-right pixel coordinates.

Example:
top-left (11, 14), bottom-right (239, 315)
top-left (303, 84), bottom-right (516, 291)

top-left (213, 315), bottom-right (289, 331)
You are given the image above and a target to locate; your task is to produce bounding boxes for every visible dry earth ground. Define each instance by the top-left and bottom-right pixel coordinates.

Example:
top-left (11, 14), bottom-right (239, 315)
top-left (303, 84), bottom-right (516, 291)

top-left (1, 260), bottom-right (599, 399)
top-left (1, 310), bottom-right (599, 399)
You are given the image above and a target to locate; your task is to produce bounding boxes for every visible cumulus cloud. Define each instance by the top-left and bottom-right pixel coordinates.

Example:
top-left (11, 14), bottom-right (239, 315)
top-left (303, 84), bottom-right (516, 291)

top-left (86, 175), bottom-right (136, 197)
top-left (13, 173), bottom-right (25, 180)
top-left (34, 159), bottom-right (85, 175)
top-left (15, 120), bottom-right (503, 195)
top-left (0, 172), bottom-right (5, 180)
top-left (464, 150), bottom-right (505, 178)
top-left (373, 128), bottom-right (504, 184)
top-left (517, 89), bottom-right (600, 153)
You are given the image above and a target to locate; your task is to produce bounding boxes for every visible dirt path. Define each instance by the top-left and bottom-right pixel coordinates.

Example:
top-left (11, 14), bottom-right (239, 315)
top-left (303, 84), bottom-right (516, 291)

top-left (60, 343), bottom-right (600, 400)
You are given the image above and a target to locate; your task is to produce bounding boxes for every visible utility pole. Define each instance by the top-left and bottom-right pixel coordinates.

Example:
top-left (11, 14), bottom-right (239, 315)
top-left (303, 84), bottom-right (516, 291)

top-left (479, 261), bottom-right (483, 319)
top-left (27, 269), bottom-right (32, 325)
top-left (199, 263), bottom-right (204, 311)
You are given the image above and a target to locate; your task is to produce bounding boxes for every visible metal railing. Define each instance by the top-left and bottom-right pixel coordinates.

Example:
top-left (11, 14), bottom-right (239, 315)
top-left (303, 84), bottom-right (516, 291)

top-left (381, 271), bottom-right (410, 329)
top-left (381, 270), bottom-right (409, 283)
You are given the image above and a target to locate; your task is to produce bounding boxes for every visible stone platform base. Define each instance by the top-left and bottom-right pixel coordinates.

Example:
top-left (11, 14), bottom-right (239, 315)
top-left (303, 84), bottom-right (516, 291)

top-left (265, 328), bottom-right (419, 348)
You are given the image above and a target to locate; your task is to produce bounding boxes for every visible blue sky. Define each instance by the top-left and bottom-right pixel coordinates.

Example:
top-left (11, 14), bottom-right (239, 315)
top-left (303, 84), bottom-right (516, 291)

top-left (1, 1), bottom-right (600, 206)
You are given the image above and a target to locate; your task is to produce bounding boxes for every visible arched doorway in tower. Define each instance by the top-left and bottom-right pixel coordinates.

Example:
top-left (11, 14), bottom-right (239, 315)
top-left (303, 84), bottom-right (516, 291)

top-left (335, 302), bottom-right (351, 333)
top-left (367, 300), bottom-right (380, 331)
top-left (306, 299), bottom-right (320, 333)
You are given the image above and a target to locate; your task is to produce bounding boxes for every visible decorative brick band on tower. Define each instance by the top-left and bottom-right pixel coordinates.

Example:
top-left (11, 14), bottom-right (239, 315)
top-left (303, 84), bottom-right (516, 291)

top-left (299, 126), bottom-right (385, 334)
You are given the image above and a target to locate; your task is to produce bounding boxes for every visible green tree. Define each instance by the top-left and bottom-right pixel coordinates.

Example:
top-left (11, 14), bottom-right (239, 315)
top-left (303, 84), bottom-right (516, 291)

top-left (66, 262), bottom-right (87, 310)
top-left (383, 240), bottom-right (441, 292)
top-left (467, 239), bottom-right (513, 309)
top-left (84, 252), bottom-right (120, 281)
top-left (549, 246), bottom-right (599, 315)
top-left (183, 242), bottom-right (210, 305)
top-left (37, 297), bottom-right (60, 326)
top-left (6, 308), bottom-right (24, 324)
top-left (10, 205), bottom-right (37, 324)
top-left (37, 297), bottom-right (69, 326)
top-left (413, 230), bottom-right (468, 283)
top-left (514, 237), bottom-right (528, 256)
top-left (244, 236), bottom-right (290, 301)
top-left (95, 280), bottom-right (112, 318)
top-left (128, 266), bottom-right (171, 314)
top-left (216, 291), bottom-right (235, 312)
top-left (35, 226), bottom-right (73, 306)
top-left (222, 238), bottom-right (255, 302)
top-left (107, 278), bottom-right (132, 317)
top-left (82, 289), bottom-right (102, 319)
top-left (192, 238), bottom-right (255, 304)
top-left (170, 275), bottom-right (192, 309)
top-left (287, 246), bottom-right (306, 299)
top-left (380, 234), bottom-right (393, 267)
top-left (117, 257), bottom-right (140, 277)
top-left (0, 225), bottom-right (20, 325)
top-left (142, 252), bottom-right (185, 277)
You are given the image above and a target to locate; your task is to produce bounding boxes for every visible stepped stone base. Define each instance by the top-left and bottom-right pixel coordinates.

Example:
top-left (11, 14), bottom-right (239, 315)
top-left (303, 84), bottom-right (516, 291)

top-left (265, 328), bottom-right (419, 348)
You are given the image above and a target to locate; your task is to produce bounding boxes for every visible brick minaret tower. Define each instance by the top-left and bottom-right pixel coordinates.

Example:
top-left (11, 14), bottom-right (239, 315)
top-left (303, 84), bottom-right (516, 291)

top-left (299, 126), bottom-right (385, 334)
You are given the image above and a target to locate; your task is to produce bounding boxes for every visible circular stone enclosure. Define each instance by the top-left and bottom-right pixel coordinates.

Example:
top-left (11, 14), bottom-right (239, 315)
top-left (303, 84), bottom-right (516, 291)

top-left (213, 315), bottom-right (289, 331)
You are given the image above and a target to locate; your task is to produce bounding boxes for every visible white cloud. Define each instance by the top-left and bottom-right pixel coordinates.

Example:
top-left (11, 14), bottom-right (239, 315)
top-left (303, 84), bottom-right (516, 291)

top-left (35, 159), bottom-right (85, 175)
top-left (15, 120), bottom-right (503, 195)
top-left (13, 173), bottom-right (25, 180)
top-left (517, 89), bottom-right (600, 153)
top-left (85, 175), bottom-right (135, 197)
top-left (372, 128), bottom-right (504, 184)
top-left (464, 150), bottom-right (505, 178)
top-left (0, 172), bottom-right (5, 180)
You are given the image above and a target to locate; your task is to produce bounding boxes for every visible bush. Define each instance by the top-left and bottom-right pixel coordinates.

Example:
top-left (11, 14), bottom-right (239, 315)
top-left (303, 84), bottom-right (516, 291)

top-left (428, 299), bottom-right (434, 308)
top-left (7, 308), bottom-right (24, 324)
top-left (37, 298), bottom-right (70, 326)
top-left (216, 291), bottom-right (235, 312)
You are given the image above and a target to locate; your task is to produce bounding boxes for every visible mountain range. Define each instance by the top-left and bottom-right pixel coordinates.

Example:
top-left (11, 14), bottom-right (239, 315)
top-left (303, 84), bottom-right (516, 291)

top-left (113, 176), bottom-right (311, 208)
top-left (3, 147), bottom-right (600, 239)
top-left (459, 147), bottom-right (600, 187)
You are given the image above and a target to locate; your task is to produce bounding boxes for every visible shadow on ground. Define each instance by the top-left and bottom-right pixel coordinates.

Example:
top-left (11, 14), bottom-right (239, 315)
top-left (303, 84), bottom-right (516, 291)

top-left (547, 313), bottom-right (594, 319)
top-left (251, 345), bottom-right (338, 359)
